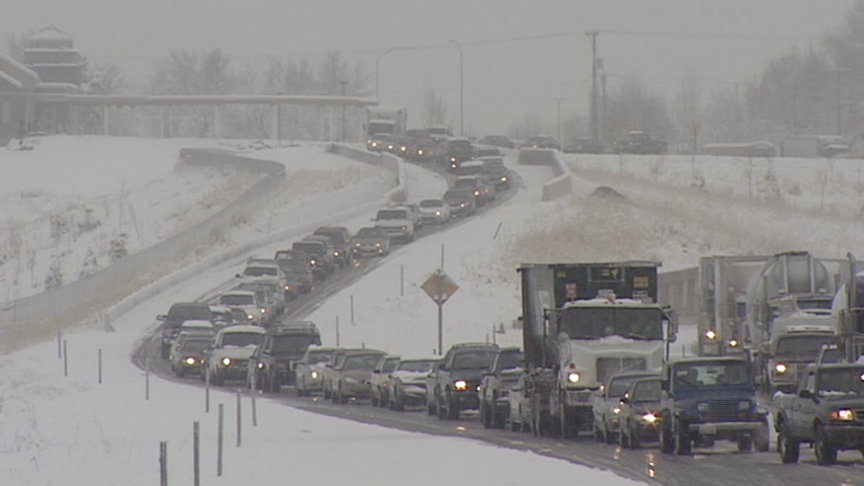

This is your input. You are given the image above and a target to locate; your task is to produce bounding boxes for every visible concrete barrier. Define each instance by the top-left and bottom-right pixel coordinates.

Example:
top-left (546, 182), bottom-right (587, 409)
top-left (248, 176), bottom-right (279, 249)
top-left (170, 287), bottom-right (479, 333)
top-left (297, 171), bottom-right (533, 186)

top-left (517, 148), bottom-right (572, 201)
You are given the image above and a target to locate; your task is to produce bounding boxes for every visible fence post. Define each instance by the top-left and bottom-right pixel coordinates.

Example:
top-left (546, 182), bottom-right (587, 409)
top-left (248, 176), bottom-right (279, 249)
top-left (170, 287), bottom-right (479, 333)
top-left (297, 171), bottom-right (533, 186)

top-left (159, 441), bottom-right (167, 486)
top-left (98, 348), bottom-right (102, 384)
top-left (193, 421), bottom-right (200, 486)
top-left (62, 340), bottom-right (68, 377)
top-left (251, 394), bottom-right (258, 427)
top-left (205, 365), bottom-right (210, 413)
top-left (217, 403), bottom-right (224, 476)
top-left (145, 357), bottom-right (150, 401)
top-left (236, 391), bottom-right (242, 447)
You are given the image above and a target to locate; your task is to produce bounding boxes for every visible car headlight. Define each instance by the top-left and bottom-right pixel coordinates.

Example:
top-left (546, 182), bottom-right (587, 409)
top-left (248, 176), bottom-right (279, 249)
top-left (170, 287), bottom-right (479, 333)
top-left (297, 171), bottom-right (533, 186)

top-left (221, 357), bottom-right (233, 367)
top-left (612, 406), bottom-right (621, 415)
top-left (501, 176), bottom-right (508, 182)
top-left (375, 242), bottom-right (381, 247)
top-left (474, 190), bottom-right (480, 196)
top-left (184, 357), bottom-right (197, 365)
top-left (704, 330), bottom-right (717, 340)
top-left (354, 242), bottom-right (361, 247)
top-left (257, 362), bottom-right (265, 369)
top-left (310, 371), bottom-right (319, 379)
top-left (246, 314), bottom-right (254, 321)
top-left (260, 308), bottom-right (267, 313)
top-left (460, 203), bottom-right (467, 208)
top-left (774, 363), bottom-right (787, 374)
top-left (830, 409), bottom-right (855, 421)
top-left (435, 211), bottom-right (441, 216)
top-left (567, 372), bottom-right (581, 383)
top-left (640, 412), bottom-right (657, 424)
top-left (310, 259), bottom-right (317, 265)
top-left (697, 402), bottom-right (709, 412)
top-left (738, 401), bottom-right (750, 411)
top-left (418, 150), bottom-right (424, 155)
top-left (453, 380), bottom-right (468, 391)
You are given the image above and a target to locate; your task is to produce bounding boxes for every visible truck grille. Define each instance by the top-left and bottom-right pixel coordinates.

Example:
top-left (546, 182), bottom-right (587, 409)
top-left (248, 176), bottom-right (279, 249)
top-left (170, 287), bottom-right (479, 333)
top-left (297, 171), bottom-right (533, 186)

top-left (703, 400), bottom-right (745, 422)
top-left (596, 358), bottom-right (647, 384)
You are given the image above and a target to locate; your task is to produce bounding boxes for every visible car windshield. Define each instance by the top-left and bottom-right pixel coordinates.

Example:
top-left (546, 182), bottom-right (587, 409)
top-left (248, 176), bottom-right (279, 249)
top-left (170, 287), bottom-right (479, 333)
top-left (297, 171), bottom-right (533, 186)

top-left (271, 335), bottom-right (317, 355)
top-left (454, 178), bottom-right (478, 189)
top-left (452, 350), bottom-right (498, 370)
top-left (820, 347), bottom-right (844, 364)
top-left (482, 159), bottom-right (505, 169)
top-left (775, 335), bottom-right (837, 357)
top-left (356, 228), bottom-right (383, 238)
top-left (558, 307), bottom-right (664, 340)
top-left (220, 332), bottom-right (264, 347)
top-left (219, 294), bottom-right (254, 306)
top-left (275, 252), bottom-right (304, 262)
top-left (292, 242), bottom-right (322, 254)
top-left (455, 165), bottom-right (485, 176)
top-left (443, 190), bottom-right (472, 202)
top-left (307, 351), bottom-right (334, 365)
top-left (398, 360), bottom-right (437, 373)
top-left (316, 230), bottom-right (346, 244)
top-left (168, 305), bottom-right (212, 321)
top-left (673, 361), bottom-right (749, 388)
top-left (283, 263), bottom-right (311, 273)
top-left (631, 379), bottom-right (662, 402)
top-left (498, 352), bottom-right (524, 371)
top-left (243, 266), bottom-right (277, 277)
top-left (181, 339), bottom-right (212, 353)
top-left (608, 376), bottom-right (641, 397)
top-left (419, 200), bottom-right (443, 208)
top-left (817, 367), bottom-right (864, 396)
top-left (376, 210), bottom-right (409, 220)
top-left (381, 358), bottom-right (400, 373)
top-left (343, 354), bottom-right (383, 370)
top-left (448, 141), bottom-right (473, 153)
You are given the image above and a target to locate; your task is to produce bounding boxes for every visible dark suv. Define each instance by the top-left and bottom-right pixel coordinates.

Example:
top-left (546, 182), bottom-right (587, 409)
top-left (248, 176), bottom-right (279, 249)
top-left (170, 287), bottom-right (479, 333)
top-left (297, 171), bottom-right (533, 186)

top-left (247, 321), bottom-right (322, 393)
top-left (432, 342), bottom-right (499, 420)
top-left (441, 138), bottom-right (475, 172)
top-left (292, 239), bottom-right (334, 278)
top-left (313, 226), bottom-right (352, 268)
top-left (157, 302), bottom-right (213, 359)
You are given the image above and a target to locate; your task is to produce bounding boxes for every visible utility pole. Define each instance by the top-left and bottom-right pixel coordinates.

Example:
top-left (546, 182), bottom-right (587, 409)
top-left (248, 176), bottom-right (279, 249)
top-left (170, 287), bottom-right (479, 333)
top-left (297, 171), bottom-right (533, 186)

top-left (552, 97), bottom-right (565, 146)
top-left (340, 81), bottom-right (347, 142)
top-left (586, 31), bottom-right (600, 142)
top-left (600, 67), bottom-right (614, 147)
top-left (450, 39), bottom-right (464, 137)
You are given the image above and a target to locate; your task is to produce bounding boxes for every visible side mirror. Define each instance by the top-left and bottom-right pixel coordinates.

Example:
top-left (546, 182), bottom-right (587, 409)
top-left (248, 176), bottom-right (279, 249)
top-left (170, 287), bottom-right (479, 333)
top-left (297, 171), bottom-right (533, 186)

top-left (799, 389), bottom-right (813, 399)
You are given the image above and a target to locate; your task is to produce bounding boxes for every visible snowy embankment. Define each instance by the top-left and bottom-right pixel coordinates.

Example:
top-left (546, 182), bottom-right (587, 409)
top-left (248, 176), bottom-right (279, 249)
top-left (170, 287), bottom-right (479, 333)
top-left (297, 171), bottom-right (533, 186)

top-left (0, 140), bottom-right (644, 486)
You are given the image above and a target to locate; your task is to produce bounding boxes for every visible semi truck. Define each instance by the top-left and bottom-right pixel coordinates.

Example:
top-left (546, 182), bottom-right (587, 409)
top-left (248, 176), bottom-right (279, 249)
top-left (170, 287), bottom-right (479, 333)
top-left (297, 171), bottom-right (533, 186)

top-left (518, 261), bottom-right (677, 439)
top-left (364, 106), bottom-right (407, 138)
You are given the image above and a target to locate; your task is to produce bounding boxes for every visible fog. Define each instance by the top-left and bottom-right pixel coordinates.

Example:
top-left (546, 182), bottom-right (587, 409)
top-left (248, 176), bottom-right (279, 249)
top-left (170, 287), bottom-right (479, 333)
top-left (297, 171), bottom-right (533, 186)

top-left (3, 0), bottom-right (852, 132)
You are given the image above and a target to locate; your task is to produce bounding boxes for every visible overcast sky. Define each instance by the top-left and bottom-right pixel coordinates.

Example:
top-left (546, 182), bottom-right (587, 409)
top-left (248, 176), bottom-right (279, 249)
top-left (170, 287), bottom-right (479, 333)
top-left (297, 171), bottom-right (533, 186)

top-left (4, 0), bottom-right (854, 134)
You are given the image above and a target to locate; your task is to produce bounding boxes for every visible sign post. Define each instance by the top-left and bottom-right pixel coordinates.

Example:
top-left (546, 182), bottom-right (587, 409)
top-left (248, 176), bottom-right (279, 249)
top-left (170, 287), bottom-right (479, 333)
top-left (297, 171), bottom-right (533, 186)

top-left (421, 269), bottom-right (459, 355)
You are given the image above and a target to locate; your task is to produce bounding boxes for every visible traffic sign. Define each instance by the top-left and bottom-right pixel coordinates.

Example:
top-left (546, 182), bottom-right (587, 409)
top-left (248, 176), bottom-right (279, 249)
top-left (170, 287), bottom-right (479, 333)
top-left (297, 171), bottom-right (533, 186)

top-left (421, 269), bottom-right (459, 304)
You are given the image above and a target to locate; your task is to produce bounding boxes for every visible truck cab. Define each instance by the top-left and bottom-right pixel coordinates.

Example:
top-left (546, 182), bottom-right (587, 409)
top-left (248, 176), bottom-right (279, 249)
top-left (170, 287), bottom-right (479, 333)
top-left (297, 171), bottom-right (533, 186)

top-left (763, 312), bottom-right (838, 393)
top-left (659, 357), bottom-right (769, 455)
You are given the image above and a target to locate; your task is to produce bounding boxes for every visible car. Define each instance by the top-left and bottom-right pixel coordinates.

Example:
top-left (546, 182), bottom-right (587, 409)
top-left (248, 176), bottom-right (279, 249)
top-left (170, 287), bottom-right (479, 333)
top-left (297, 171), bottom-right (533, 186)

top-left (408, 138), bottom-right (440, 163)
top-left (390, 135), bottom-right (414, 158)
top-left (563, 137), bottom-right (604, 154)
top-left (441, 137), bottom-right (474, 171)
top-left (478, 135), bottom-right (514, 149)
top-left (403, 128), bottom-right (432, 141)
top-left (295, 347), bottom-right (343, 396)
top-left (291, 239), bottom-right (334, 279)
top-left (313, 226), bottom-right (353, 268)
top-left (370, 355), bottom-right (401, 408)
top-left (169, 336), bottom-right (212, 378)
top-left (432, 342), bottom-right (499, 420)
top-left (205, 325), bottom-right (267, 386)
top-left (479, 157), bottom-right (512, 190)
top-left (617, 376), bottom-right (663, 449)
top-left (209, 305), bottom-right (238, 328)
top-left (441, 188), bottom-right (476, 218)
top-left (366, 133), bottom-right (394, 152)
top-left (453, 159), bottom-right (486, 178)
top-left (169, 326), bottom-right (215, 371)
top-left (233, 280), bottom-right (281, 324)
top-left (236, 277), bottom-right (288, 313)
top-left (330, 349), bottom-right (388, 404)
top-left (157, 302), bottom-right (214, 359)
top-left (388, 358), bottom-right (439, 411)
top-left (507, 369), bottom-right (555, 434)
top-left (592, 371), bottom-right (660, 444)
top-left (351, 227), bottom-right (391, 258)
top-left (238, 258), bottom-right (289, 293)
top-left (402, 203), bottom-right (424, 230)
top-left (274, 250), bottom-right (315, 293)
top-left (452, 176), bottom-right (494, 205)
top-left (373, 206), bottom-right (415, 243)
top-left (322, 348), bottom-right (350, 400)
top-left (524, 135), bottom-right (560, 150)
top-left (479, 346), bottom-right (524, 429)
top-left (417, 199), bottom-right (450, 224)
top-left (817, 343), bottom-right (845, 364)
top-left (247, 321), bottom-right (322, 393)
top-left (302, 235), bottom-right (337, 272)
top-left (216, 290), bottom-right (265, 325)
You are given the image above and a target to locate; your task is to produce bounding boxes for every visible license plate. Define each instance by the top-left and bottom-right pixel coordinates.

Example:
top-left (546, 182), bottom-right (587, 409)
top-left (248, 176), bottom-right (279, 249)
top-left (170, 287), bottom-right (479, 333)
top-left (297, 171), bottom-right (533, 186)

top-left (699, 424), bottom-right (717, 435)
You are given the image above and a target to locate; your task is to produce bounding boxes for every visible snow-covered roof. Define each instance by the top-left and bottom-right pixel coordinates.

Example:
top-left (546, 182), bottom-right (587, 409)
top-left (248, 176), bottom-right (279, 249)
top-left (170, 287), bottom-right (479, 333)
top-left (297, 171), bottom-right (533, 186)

top-left (0, 51), bottom-right (41, 85)
top-left (28, 26), bottom-right (73, 43)
top-left (35, 82), bottom-right (79, 93)
top-left (0, 70), bottom-right (23, 89)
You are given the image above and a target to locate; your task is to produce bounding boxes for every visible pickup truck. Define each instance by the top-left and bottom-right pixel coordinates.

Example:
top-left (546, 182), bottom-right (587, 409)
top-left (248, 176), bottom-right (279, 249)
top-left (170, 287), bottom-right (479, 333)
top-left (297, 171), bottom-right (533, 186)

top-left (774, 363), bottom-right (864, 465)
top-left (659, 357), bottom-right (770, 455)
top-left (479, 346), bottom-right (523, 429)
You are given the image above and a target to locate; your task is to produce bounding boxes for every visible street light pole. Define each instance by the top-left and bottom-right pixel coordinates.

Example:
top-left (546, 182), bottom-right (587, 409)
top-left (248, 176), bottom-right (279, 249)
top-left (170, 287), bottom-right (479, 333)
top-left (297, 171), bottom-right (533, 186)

top-left (552, 97), bottom-right (565, 146)
top-left (586, 31), bottom-right (600, 142)
top-left (340, 81), bottom-right (347, 142)
top-left (375, 46), bottom-right (416, 99)
top-left (450, 39), bottom-right (464, 137)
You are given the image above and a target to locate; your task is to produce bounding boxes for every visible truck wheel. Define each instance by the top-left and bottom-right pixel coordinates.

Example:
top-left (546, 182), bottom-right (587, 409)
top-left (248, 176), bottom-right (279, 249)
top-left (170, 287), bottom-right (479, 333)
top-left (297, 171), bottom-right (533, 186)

top-left (675, 420), bottom-right (691, 455)
top-left (323, 386), bottom-right (331, 400)
top-left (436, 393), bottom-right (445, 420)
top-left (815, 424), bottom-right (838, 465)
top-left (737, 434), bottom-right (753, 452)
top-left (481, 401), bottom-right (492, 428)
top-left (659, 416), bottom-right (674, 454)
top-left (447, 397), bottom-right (460, 420)
top-left (629, 422), bottom-right (641, 449)
top-left (492, 403), bottom-right (505, 429)
top-left (777, 421), bottom-right (800, 463)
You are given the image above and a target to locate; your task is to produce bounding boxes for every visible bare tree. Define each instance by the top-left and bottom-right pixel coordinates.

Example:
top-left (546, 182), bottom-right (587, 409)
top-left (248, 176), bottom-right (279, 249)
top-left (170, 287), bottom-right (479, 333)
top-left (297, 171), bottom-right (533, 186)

top-left (423, 89), bottom-right (449, 127)
top-left (604, 75), bottom-right (672, 144)
top-left (674, 65), bottom-right (702, 154)
top-left (507, 113), bottom-right (548, 140)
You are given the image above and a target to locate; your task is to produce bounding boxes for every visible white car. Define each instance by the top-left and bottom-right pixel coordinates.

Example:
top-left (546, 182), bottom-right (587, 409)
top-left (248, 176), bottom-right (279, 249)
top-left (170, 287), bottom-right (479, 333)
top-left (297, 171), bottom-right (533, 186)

top-left (216, 290), bottom-right (265, 324)
top-left (388, 358), bottom-right (439, 411)
top-left (418, 199), bottom-right (450, 224)
top-left (373, 207), bottom-right (415, 243)
top-left (370, 355), bottom-right (401, 408)
top-left (206, 325), bottom-right (267, 386)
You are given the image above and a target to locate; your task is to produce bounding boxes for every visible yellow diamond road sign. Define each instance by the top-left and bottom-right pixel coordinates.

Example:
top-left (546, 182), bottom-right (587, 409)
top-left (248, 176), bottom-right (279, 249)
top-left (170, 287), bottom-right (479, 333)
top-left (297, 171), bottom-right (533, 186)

top-left (421, 269), bottom-right (459, 304)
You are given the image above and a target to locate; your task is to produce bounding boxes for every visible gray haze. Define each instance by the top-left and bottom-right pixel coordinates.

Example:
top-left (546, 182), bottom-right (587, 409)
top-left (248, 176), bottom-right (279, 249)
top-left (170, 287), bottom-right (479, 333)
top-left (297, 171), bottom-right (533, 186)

top-left (4, 0), bottom-right (852, 134)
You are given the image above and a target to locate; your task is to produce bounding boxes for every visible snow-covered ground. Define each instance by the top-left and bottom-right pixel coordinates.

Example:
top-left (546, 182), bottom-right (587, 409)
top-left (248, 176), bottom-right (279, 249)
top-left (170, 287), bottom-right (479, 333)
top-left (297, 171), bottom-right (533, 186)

top-left (4, 137), bottom-right (863, 484)
top-left (0, 137), bottom-right (644, 485)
